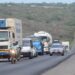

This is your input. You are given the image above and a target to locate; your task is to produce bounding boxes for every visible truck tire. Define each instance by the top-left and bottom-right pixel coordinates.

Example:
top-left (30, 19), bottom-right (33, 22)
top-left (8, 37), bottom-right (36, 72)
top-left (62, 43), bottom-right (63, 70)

top-left (61, 53), bottom-right (64, 56)
top-left (50, 53), bottom-right (53, 56)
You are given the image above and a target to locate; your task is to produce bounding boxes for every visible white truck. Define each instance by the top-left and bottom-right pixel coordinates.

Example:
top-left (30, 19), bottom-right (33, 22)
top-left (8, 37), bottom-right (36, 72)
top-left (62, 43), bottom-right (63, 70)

top-left (34, 31), bottom-right (52, 54)
top-left (61, 41), bottom-right (70, 52)
top-left (0, 18), bottom-right (22, 64)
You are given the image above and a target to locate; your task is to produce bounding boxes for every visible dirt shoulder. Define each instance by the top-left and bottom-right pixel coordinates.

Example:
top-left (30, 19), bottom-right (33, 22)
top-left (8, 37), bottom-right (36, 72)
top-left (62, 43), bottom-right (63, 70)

top-left (42, 54), bottom-right (75, 75)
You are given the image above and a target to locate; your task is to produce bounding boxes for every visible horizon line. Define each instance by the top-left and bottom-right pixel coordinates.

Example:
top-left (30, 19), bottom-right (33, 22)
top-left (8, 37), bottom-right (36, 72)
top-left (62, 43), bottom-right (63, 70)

top-left (0, 2), bottom-right (75, 4)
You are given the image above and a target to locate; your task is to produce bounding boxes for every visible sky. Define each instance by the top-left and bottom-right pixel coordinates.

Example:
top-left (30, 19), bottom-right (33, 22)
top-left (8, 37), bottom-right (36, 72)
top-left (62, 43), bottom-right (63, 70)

top-left (0, 0), bottom-right (75, 3)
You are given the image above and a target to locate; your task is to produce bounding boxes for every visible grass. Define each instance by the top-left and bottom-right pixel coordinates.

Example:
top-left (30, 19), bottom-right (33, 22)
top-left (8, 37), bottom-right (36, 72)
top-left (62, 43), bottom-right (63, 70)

top-left (0, 3), bottom-right (75, 40)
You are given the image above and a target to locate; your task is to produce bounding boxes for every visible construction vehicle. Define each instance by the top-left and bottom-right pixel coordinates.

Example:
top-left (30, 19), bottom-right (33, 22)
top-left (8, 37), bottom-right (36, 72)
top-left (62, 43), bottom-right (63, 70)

top-left (34, 31), bottom-right (52, 54)
top-left (0, 18), bottom-right (22, 64)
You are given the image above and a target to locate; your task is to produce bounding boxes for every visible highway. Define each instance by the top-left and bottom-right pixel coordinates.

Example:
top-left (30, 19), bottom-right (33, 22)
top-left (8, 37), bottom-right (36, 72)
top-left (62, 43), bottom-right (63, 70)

top-left (0, 50), bottom-right (74, 75)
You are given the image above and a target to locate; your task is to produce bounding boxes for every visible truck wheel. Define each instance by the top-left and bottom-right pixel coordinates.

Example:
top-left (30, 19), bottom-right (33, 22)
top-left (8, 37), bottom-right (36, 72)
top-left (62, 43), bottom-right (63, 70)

top-left (50, 53), bottom-right (53, 56)
top-left (61, 53), bottom-right (64, 56)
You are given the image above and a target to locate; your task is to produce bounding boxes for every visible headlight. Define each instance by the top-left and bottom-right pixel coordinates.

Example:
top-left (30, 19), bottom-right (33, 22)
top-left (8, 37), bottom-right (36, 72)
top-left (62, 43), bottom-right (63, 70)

top-left (10, 50), bottom-right (16, 54)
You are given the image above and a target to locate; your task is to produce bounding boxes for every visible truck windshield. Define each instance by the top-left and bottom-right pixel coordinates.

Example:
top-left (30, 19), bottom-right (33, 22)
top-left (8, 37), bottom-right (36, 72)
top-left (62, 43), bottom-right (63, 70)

top-left (39, 36), bottom-right (48, 42)
top-left (31, 37), bottom-right (40, 42)
top-left (0, 31), bottom-right (8, 41)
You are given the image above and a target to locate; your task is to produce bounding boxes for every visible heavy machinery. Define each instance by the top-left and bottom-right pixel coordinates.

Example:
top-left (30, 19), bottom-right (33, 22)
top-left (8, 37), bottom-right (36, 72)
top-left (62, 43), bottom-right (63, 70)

top-left (0, 18), bottom-right (22, 64)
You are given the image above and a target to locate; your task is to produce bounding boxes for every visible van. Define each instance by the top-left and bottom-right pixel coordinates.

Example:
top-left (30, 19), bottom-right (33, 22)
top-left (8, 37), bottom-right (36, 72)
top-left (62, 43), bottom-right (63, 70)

top-left (21, 38), bottom-right (37, 59)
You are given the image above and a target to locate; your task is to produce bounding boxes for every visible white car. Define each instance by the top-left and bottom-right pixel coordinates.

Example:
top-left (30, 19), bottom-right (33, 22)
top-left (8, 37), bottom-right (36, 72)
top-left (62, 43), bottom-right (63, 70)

top-left (21, 38), bottom-right (37, 59)
top-left (49, 44), bottom-right (65, 56)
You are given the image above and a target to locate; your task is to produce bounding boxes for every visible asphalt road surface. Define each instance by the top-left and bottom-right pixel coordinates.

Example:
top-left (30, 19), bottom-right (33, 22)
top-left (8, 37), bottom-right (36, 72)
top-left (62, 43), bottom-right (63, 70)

top-left (0, 51), bottom-right (74, 75)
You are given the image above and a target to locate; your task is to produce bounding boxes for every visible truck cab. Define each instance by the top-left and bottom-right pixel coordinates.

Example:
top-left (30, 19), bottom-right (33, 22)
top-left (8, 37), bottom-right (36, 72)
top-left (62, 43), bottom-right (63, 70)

top-left (0, 18), bottom-right (22, 64)
top-left (34, 31), bottom-right (52, 54)
top-left (31, 36), bottom-right (44, 55)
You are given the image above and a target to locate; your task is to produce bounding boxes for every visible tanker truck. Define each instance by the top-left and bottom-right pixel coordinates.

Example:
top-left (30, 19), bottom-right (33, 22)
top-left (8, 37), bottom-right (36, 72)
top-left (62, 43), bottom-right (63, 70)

top-left (33, 31), bottom-right (52, 54)
top-left (0, 18), bottom-right (22, 64)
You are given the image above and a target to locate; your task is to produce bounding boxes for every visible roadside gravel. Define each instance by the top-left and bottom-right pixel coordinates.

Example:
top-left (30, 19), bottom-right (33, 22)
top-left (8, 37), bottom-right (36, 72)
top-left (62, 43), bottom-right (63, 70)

top-left (42, 53), bottom-right (75, 75)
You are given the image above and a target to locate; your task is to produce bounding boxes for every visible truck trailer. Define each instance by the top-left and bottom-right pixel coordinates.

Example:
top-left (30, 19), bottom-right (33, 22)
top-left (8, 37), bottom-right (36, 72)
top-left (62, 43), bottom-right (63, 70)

top-left (0, 18), bottom-right (22, 64)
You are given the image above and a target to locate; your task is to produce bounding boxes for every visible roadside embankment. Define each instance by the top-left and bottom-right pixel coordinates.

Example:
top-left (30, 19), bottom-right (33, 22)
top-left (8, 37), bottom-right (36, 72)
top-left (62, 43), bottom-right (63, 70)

top-left (42, 52), bottom-right (75, 75)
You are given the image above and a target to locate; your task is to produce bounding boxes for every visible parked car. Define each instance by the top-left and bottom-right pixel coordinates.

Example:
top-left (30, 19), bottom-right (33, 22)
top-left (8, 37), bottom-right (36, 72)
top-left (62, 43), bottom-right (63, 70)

top-left (49, 44), bottom-right (65, 56)
top-left (21, 38), bottom-right (37, 59)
